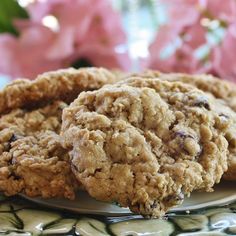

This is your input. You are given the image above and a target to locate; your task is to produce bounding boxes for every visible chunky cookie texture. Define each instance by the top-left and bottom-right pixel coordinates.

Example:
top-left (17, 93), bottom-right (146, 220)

top-left (212, 102), bottom-right (236, 181)
top-left (133, 71), bottom-right (236, 181)
top-left (61, 79), bottom-right (229, 217)
top-left (134, 71), bottom-right (236, 111)
top-left (0, 101), bottom-right (78, 199)
top-left (0, 67), bottom-right (119, 199)
top-left (0, 67), bottom-right (117, 114)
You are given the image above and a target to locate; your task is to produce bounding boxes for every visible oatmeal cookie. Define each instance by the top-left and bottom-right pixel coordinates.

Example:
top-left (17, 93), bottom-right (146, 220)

top-left (0, 101), bottom-right (77, 199)
top-left (0, 67), bottom-right (119, 198)
top-left (133, 71), bottom-right (236, 181)
top-left (0, 67), bottom-right (117, 114)
top-left (133, 71), bottom-right (236, 111)
top-left (61, 79), bottom-right (229, 217)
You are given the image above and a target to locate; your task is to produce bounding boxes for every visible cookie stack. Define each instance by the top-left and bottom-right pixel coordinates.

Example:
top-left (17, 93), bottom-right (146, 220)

top-left (0, 68), bottom-right (235, 218)
top-left (0, 68), bottom-right (117, 199)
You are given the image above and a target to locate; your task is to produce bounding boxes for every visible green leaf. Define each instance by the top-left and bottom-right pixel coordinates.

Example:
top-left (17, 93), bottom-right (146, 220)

top-left (0, 0), bottom-right (29, 36)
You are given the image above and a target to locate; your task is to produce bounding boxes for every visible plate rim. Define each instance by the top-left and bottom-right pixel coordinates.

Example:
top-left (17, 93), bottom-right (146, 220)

top-left (20, 181), bottom-right (236, 216)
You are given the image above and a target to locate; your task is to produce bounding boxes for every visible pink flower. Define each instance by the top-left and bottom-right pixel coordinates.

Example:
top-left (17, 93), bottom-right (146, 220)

top-left (212, 23), bottom-right (236, 82)
top-left (0, 0), bottom-right (130, 80)
top-left (0, 23), bottom-right (62, 79)
top-left (0, 34), bottom-right (19, 78)
top-left (165, 0), bottom-right (201, 30)
top-left (204, 0), bottom-right (236, 23)
top-left (147, 0), bottom-right (208, 74)
top-left (75, 44), bottom-right (130, 71)
top-left (166, 0), bottom-right (206, 49)
top-left (148, 40), bottom-right (209, 74)
top-left (147, 0), bottom-right (236, 78)
top-left (184, 20), bottom-right (206, 48)
top-left (28, 0), bottom-right (130, 68)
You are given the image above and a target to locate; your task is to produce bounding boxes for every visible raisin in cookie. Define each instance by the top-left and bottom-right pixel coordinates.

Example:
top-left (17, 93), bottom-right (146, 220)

top-left (0, 67), bottom-right (117, 114)
top-left (0, 101), bottom-right (77, 199)
top-left (61, 78), bottom-right (229, 217)
top-left (133, 71), bottom-right (236, 181)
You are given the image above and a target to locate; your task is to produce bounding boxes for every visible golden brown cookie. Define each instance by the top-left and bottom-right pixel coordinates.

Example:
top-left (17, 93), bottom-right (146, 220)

top-left (0, 67), bottom-right (118, 114)
top-left (133, 71), bottom-right (236, 111)
top-left (0, 101), bottom-right (77, 199)
top-left (0, 67), bottom-right (118, 199)
top-left (61, 78), bottom-right (229, 217)
top-left (133, 71), bottom-right (236, 181)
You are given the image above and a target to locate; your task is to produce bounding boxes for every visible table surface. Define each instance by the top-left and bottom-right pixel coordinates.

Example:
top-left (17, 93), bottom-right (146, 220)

top-left (0, 193), bottom-right (235, 235)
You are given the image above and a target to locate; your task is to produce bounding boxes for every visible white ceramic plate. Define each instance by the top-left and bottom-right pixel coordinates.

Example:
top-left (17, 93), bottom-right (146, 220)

top-left (21, 181), bottom-right (236, 216)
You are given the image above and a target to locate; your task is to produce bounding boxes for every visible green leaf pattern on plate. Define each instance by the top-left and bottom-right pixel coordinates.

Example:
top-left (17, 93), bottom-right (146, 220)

top-left (0, 194), bottom-right (236, 235)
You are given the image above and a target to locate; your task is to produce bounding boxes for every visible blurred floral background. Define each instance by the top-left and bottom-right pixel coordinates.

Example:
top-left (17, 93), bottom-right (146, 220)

top-left (0, 0), bottom-right (236, 84)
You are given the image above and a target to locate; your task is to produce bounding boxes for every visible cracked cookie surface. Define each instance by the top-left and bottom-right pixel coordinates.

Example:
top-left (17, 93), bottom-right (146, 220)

top-left (134, 71), bottom-right (236, 181)
top-left (61, 78), bottom-right (229, 217)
